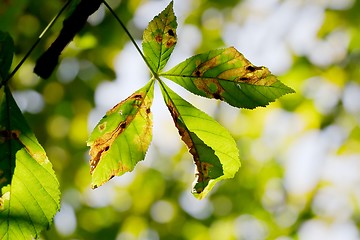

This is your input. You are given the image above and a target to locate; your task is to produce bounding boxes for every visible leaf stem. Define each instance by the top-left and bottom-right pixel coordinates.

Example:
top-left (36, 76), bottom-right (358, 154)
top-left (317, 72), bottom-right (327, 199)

top-left (1, 0), bottom-right (72, 87)
top-left (157, 78), bottom-right (173, 103)
top-left (102, 0), bottom-right (158, 78)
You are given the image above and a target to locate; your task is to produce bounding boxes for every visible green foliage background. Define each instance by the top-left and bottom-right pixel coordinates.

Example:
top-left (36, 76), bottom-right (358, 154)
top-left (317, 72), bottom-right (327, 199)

top-left (1, 0), bottom-right (360, 239)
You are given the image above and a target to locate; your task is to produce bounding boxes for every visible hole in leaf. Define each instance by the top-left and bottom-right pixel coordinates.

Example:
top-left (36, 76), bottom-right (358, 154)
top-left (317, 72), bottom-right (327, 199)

top-left (133, 94), bottom-right (142, 100)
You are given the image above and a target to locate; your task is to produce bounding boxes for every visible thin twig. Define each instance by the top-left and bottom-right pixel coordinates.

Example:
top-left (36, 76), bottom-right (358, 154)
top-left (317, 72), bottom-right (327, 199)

top-left (1, 0), bottom-right (72, 87)
top-left (102, 0), bottom-right (157, 78)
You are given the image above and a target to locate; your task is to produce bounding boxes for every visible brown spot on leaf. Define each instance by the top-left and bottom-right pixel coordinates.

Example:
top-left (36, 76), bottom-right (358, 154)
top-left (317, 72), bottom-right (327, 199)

top-left (99, 123), bottom-right (106, 131)
top-left (213, 92), bottom-right (223, 100)
top-left (89, 90), bottom-right (150, 174)
top-left (0, 174), bottom-right (8, 186)
top-left (246, 65), bottom-right (256, 72)
top-left (107, 92), bottom-right (144, 115)
top-left (194, 78), bottom-right (225, 100)
top-left (133, 94), bottom-right (143, 100)
top-left (166, 39), bottom-right (176, 48)
top-left (155, 34), bottom-right (163, 43)
top-left (194, 70), bottom-right (201, 77)
top-left (120, 122), bottom-right (126, 129)
top-left (167, 104), bottom-right (179, 129)
top-left (208, 48), bottom-right (277, 86)
top-left (90, 119), bottom-right (129, 174)
top-left (0, 131), bottom-right (6, 143)
top-left (11, 132), bottom-right (19, 139)
top-left (200, 162), bottom-right (212, 179)
top-left (90, 159), bottom-right (99, 173)
top-left (0, 130), bottom-right (6, 137)
top-left (235, 65), bottom-right (275, 85)
top-left (246, 65), bottom-right (262, 72)
top-left (146, 108), bottom-right (151, 114)
top-left (168, 29), bottom-right (175, 36)
top-left (194, 186), bottom-right (203, 194)
top-left (0, 130), bottom-right (21, 142)
top-left (166, 101), bottom-right (209, 188)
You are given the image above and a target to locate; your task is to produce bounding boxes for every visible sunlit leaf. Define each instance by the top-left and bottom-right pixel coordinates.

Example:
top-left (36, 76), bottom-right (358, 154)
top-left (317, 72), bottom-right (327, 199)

top-left (162, 47), bottom-right (295, 109)
top-left (87, 80), bottom-right (155, 188)
top-left (0, 86), bottom-right (60, 239)
top-left (160, 82), bottom-right (240, 199)
top-left (142, 1), bottom-right (177, 73)
top-left (0, 31), bottom-right (14, 82)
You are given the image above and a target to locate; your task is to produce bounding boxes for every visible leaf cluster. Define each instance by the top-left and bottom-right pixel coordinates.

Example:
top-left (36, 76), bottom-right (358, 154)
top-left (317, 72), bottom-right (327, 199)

top-left (87, 1), bottom-right (294, 199)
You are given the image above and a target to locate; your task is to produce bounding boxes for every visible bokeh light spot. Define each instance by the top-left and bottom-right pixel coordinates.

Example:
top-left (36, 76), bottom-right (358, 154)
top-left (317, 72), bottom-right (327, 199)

top-left (43, 82), bottom-right (64, 104)
top-left (54, 203), bottom-right (77, 236)
top-left (46, 115), bottom-right (70, 139)
top-left (179, 191), bottom-right (213, 219)
top-left (57, 57), bottom-right (80, 83)
top-left (150, 200), bottom-right (175, 223)
top-left (13, 90), bottom-right (44, 113)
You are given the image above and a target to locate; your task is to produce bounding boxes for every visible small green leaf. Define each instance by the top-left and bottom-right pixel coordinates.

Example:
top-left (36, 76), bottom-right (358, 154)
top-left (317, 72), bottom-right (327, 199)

top-left (0, 31), bottom-right (14, 82)
top-left (162, 47), bottom-right (295, 109)
top-left (160, 82), bottom-right (240, 199)
top-left (0, 86), bottom-right (60, 239)
top-left (142, 1), bottom-right (177, 73)
top-left (87, 80), bottom-right (155, 188)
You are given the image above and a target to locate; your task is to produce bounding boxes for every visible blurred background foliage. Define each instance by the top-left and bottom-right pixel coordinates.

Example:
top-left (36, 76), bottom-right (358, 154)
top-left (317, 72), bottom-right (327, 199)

top-left (1, 0), bottom-right (360, 239)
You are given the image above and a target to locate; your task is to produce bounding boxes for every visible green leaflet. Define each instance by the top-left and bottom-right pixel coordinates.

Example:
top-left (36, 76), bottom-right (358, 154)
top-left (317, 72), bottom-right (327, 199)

top-left (0, 31), bottom-right (14, 83)
top-left (161, 47), bottom-right (295, 109)
top-left (142, 1), bottom-right (177, 73)
top-left (160, 82), bottom-right (240, 199)
top-left (0, 86), bottom-right (60, 239)
top-left (87, 80), bottom-right (155, 188)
